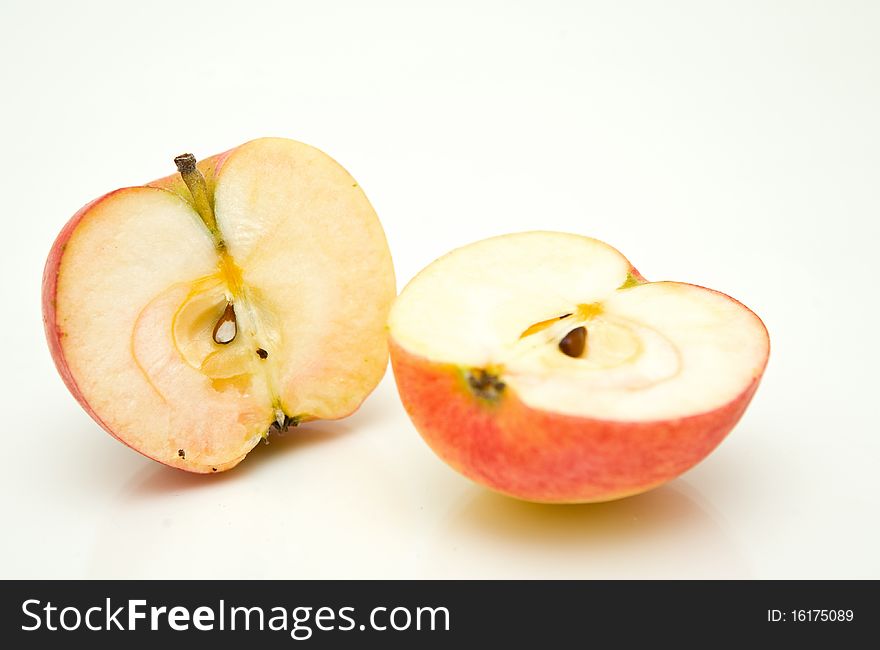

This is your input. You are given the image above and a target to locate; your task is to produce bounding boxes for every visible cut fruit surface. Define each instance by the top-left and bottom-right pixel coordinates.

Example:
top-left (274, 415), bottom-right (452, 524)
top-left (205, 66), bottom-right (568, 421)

top-left (390, 231), bottom-right (767, 421)
top-left (44, 138), bottom-right (395, 472)
top-left (212, 139), bottom-right (395, 420)
top-left (388, 231), bottom-right (769, 502)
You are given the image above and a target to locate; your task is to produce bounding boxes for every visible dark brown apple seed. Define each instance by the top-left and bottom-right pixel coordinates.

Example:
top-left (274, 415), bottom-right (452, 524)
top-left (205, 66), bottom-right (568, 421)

top-left (559, 326), bottom-right (587, 358)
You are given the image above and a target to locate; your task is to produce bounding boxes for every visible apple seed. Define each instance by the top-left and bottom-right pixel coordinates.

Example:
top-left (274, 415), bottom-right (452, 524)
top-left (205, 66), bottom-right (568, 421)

top-left (559, 326), bottom-right (587, 358)
top-left (212, 302), bottom-right (237, 344)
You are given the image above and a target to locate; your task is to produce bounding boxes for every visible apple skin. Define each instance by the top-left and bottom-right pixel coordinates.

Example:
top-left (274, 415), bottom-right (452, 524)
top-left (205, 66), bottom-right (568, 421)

top-left (389, 282), bottom-right (769, 503)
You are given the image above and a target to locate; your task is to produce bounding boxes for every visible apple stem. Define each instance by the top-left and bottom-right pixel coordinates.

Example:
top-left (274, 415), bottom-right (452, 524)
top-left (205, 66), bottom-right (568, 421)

top-left (174, 153), bottom-right (222, 243)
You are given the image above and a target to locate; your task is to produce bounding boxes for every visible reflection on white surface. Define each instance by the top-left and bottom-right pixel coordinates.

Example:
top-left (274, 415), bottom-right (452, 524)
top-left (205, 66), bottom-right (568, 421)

top-left (430, 484), bottom-right (748, 579)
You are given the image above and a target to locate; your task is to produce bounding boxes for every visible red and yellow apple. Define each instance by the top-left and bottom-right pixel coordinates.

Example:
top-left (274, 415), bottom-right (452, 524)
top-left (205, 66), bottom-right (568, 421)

top-left (389, 232), bottom-right (769, 502)
top-left (43, 137), bottom-right (395, 472)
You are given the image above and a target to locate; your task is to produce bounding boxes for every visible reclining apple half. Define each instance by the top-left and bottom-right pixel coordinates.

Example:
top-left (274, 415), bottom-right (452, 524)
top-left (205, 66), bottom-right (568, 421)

top-left (389, 232), bottom-right (769, 503)
top-left (43, 138), bottom-right (396, 472)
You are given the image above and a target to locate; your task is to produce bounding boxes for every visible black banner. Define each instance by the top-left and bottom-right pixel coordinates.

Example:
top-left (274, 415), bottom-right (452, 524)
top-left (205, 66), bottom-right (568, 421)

top-left (1, 581), bottom-right (875, 647)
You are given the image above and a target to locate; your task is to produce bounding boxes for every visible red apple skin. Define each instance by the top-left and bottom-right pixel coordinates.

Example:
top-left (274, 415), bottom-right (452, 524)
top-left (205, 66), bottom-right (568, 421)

top-left (389, 288), bottom-right (768, 503)
top-left (42, 152), bottom-right (240, 472)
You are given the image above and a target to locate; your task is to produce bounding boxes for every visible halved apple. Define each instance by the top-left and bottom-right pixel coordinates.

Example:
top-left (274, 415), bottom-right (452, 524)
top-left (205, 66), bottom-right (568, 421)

top-left (389, 232), bottom-right (769, 502)
top-left (43, 137), bottom-right (395, 472)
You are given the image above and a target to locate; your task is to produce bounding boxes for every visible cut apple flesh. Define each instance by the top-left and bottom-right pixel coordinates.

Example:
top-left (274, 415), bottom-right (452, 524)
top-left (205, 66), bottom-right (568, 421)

top-left (46, 138), bottom-right (395, 472)
top-left (389, 232), bottom-right (768, 422)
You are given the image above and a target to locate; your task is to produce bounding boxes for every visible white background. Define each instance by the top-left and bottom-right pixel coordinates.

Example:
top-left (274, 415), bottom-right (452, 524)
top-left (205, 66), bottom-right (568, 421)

top-left (1, 0), bottom-right (878, 579)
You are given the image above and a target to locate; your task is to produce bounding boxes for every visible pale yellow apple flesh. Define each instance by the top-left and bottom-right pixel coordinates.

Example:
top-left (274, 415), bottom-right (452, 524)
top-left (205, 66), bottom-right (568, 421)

top-left (45, 138), bottom-right (395, 472)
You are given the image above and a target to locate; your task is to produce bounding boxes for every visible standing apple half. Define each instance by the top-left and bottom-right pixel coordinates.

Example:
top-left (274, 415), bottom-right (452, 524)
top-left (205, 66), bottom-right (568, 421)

top-left (43, 137), bottom-right (395, 473)
top-left (389, 232), bottom-right (769, 503)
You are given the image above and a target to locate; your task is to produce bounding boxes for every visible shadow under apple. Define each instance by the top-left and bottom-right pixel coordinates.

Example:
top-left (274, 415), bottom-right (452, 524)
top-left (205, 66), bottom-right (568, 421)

top-left (136, 419), bottom-right (358, 496)
top-left (423, 481), bottom-right (749, 579)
